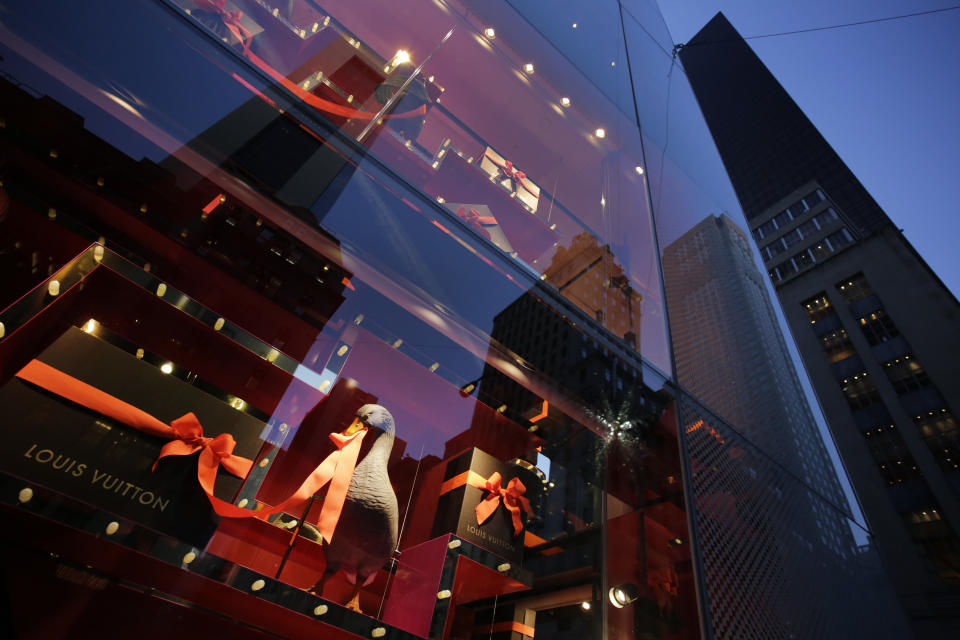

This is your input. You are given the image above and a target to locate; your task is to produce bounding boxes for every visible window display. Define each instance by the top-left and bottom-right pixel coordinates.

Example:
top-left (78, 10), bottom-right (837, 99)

top-left (0, 0), bottom-right (699, 638)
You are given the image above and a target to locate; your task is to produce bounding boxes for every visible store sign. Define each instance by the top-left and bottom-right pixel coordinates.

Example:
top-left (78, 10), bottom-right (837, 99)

top-left (0, 328), bottom-right (265, 546)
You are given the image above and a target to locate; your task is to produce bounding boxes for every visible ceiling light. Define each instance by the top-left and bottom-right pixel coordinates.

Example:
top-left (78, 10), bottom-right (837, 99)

top-left (609, 583), bottom-right (640, 608)
top-left (560, 96), bottom-right (571, 107)
top-left (160, 362), bottom-right (174, 374)
top-left (635, 166), bottom-right (644, 175)
top-left (581, 601), bottom-right (591, 611)
top-left (393, 49), bottom-right (411, 65)
top-left (524, 62), bottom-right (535, 74)
top-left (484, 27), bottom-right (495, 38)
top-left (572, 23), bottom-right (578, 29)
top-left (595, 128), bottom-right (606, 138)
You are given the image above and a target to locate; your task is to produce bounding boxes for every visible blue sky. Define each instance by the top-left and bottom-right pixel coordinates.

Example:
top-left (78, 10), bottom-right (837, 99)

top-left (658, 0), bottom-right (960, 298)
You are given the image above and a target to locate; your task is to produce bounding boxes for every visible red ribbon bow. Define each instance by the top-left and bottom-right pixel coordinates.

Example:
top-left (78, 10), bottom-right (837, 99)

top-left (474, 472), bottom-right (532, 536)
top-left (502, 160), bottom-right (527, 182)
top-left (193, 0), bottom-right (252, 52)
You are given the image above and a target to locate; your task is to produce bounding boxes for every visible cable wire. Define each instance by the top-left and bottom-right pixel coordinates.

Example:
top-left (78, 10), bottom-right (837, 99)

top-left (681, 4), bottom-right (960, 48)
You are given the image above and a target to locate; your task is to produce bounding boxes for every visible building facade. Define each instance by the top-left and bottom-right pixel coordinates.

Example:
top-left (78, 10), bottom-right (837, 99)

top-left (681, 12), bottom-right (960, 638)
top-left (0, 1), bottom-right (908, 638)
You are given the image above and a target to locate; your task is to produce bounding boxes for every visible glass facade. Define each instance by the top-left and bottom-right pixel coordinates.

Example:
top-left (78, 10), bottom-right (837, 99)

top-left (0, 1), bottom-right (907, 639)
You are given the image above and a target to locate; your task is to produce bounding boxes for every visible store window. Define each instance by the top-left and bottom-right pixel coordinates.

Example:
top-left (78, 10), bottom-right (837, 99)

top-left (0, 0), bottom-right (698, 637)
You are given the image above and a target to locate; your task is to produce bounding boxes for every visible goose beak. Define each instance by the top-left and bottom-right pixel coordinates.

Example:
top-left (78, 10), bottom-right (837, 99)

top-left (342, 417), bottom-right (366, 436)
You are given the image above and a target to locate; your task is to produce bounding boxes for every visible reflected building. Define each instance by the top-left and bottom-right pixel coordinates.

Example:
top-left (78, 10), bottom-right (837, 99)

top-left (682, 12), bottom-right (960, 637)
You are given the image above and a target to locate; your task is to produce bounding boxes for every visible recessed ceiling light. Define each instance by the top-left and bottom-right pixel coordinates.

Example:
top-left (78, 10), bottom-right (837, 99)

top-left (635, 166), bottom-right (644, 175)
top-left (484, 27), bottom-right (495, 38)
top-left (560, 96), bottom-right (571, 107)
top-left (595, 128), bottom-right (606, 138)
top-left (524, 62), bottom-right (535, 74)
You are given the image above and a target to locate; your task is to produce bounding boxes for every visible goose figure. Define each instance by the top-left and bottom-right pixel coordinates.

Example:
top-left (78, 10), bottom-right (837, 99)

top-left (311, 404), bottom-right (398, 613)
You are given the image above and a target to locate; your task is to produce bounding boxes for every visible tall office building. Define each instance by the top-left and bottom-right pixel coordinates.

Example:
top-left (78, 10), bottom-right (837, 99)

top-left (681, 13), bottom-right (960, 637)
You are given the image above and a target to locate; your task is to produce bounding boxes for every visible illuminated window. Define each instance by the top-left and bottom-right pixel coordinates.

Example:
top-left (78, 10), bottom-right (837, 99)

top-left (858, 309), bottom-right (899, 345)
top-left (840, 372), bottom-right (881, 410)
top-left (883, 355), bottom-right (930, 394)
top-left (914, 410), bottom-right (960, 473)
top-left (819, 328), bottom-right (855, 363)
top-left (836, 272), bottom-right (874, 303)
top-left (802, 293), bottom-right (834, 323)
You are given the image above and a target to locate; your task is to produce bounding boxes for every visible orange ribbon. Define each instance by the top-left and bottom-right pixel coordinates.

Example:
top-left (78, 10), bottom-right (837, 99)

top-left (14, 359), bottom-right (365, 540)
top-left (474, 472), bottom-right (531, 536)
top-left (190, 1), bottom-right (427, 123)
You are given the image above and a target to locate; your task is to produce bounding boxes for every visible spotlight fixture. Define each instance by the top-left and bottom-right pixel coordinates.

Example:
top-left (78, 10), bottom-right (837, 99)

top-left (608, 583), bottom-right (640, 608)
top-left (160, 362), bottom-right (174, 375)
top-left (560, 96), bottom-right (571, 107)
top-left (484, 27), bottom-right (496, 38)
top-left (580, 601), bottom-right (591, 611)
top-left (595, 128), bottom-right (606, 138)
top-left (524, 62), bottom-right (535, 74)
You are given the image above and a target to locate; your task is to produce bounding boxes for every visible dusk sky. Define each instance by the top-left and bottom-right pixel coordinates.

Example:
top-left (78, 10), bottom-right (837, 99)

top-left (658, 0), bottom-right (960, 298)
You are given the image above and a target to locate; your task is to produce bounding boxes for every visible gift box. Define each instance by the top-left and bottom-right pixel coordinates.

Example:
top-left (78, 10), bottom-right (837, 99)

top-left (0, 327), bottom-right (265, 547)
top-left (174, 0), bottom-right (264, 49)
top-left (478, 147), bottom-right (541, 214)
top-left (444, 203), bottom-right (514, 254)
top-left (430, 448), bottom-right (539, 565)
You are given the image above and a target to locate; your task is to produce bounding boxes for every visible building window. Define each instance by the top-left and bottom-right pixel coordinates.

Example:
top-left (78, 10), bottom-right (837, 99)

top-left (803, 293), bottom-right (834, 323)
top-left (802, 189), bottom-right (824, 208)
top-left (840, 372), bottom-right (882, 410)
top-left (782, 228), bottom-right (803, 248)
top-left (813, 208), bottom-right (839, 228)
top-left (758, 219), bottom-right (777, 238)
top-left (767, 238), bottom-right (788, 258)
top-left (837, 272), bottom-right (874, 303)
top-left (914, 409), bottom-right (960, 473)
top-left (883, 355), bottom-right (931, 394)
top-left (794, 249), bottom-right (814, 270)
top-left (820, 328), bottom-right (855, 363)
top-left (778, 258), bottom-right (798, 278)
top-left (798, 219), bottom-right (818, 238)
top-left (773, 210), bottom-right (792, 228)
top-left (810, 242), bottom-right (832, 261)
top-left (787, 202), bottom-right (806, 218)
top-left (902, 508), bottom-right (960, 583)
top-left (826, 228), bottom-right (854, 250)
top-left (858, 309), bottom-right (899, 345)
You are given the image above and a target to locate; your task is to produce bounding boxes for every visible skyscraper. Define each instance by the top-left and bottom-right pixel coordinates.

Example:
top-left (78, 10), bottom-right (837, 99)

top-left (681, 13), bottom-right (960, 637)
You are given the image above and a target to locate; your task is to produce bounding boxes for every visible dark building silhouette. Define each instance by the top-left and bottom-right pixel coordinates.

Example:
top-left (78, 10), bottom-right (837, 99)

top-left (681, 13), bottom-right (960, 637)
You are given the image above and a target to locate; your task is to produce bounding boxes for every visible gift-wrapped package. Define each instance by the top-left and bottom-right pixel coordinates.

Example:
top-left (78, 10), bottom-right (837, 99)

top-left (0, 327), bottom-right (265, 547)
